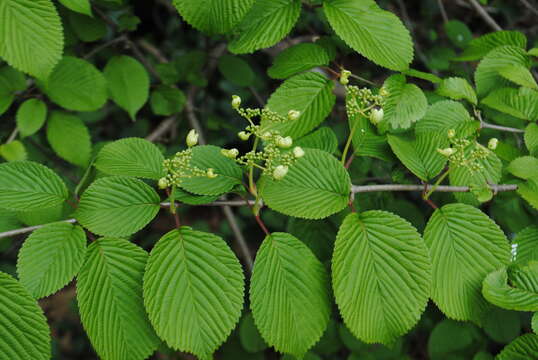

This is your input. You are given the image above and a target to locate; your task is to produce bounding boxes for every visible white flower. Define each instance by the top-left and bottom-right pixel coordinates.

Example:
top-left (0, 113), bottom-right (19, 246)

top-left (287, 110), bottom-right (301, 121)
top-left (231, 95), bottom-right (241, 109)
top-left (293, 146), bottom-right (305, 158)
top-left (437, 147), bottom-right (456, 157)
top-left (186, 129), bottom-right (198, 147)
top-left (488, 138), bottom-right (498, 150)
top-left (238, 131), bottom-right (250, 141)
top-left (273, 165), bottom-right (289, 180)
top-left (276, 136), bottom-right (293, 148)
top-left (221, 148), bottom-right (239, 159)
top-left (369, 108), bottom-right (384, 125)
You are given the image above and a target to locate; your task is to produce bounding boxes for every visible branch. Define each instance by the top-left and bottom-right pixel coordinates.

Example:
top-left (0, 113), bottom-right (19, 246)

top-left (467, 0), bottom-right (502, 31)
top-left (519, 0), bottom-right (538, 16)
top-left (481, 122), bottom-right (525, 133)
top-left (145, 116), bottom-right (178, 142)
top-left (351, 183), bottom-right (518, 193)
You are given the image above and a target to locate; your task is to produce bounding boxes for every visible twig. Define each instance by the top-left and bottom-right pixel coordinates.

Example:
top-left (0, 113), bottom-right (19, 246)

top-left (138, 39), bottom-right (169, 63)
top-left (222, 205), bottom-right (253, 273)
top-left (5, 128), bottom-right (18, 143)
top-left (84, 36), bottom-right (126, 59)
top-left (145, 116), bottom-right (178, 142)
top-left (438, 0), bottom-right (449, 23)
top-left (351, 183), bottom-right (518, 193)
top-left (481, 122), bottom-right (525, 133)
top-left (468, 0), bottom-right (502, 31)
top-left (0, 219), bottom-right (77, 239)
top-left (519, 0), bottom-right (538, 16)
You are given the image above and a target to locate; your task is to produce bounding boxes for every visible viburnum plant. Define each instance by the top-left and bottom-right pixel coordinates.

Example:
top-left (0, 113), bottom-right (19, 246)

top-left (1, 0), bottom-right (538, 359)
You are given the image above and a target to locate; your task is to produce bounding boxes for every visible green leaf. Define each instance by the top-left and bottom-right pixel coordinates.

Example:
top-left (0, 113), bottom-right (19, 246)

top-left (381, 74), bottom-right (427, 130)
top-left (402, 68), bottom-right (442, 84)
top-left (525, 123), bottom-right (538, 156)
top-left (47, 111), bottom-right (92, 167)
top-left (174, 188), bottom-right (219, 205)
top-left (481, 87), bottom-right (538, 121)
top-left (228, 0), bottom-right (301, 54)
top-left (295, 126), bottom-right (338, 154)
top-left (268, 43), bottom-right (330, 79)
top-left (483, 307), bottom-right (521, 344)
top-left (180, 145), bottom-right (243, 196)
top-left (95, 137), bottom-right (165, 180)
top-left (498, 64), bottom-right (538, 89)
top-left (513, 226), bottom-right (538, 265)
top-left (497, 334), bottom-right (538, 360)
top-left (17, 222), bottom-right (86, 299)
top-left (0, 161), bottom-right (68, 211)
top-left (218, 55), bottom-right (255, 86)
top-left (263, 72), bottom-right (336, 138)
top-left (260, 149), bottom-right (351, 219)
top-left (173, 0), bottom-right (254, 34)
top-left (0, 140), bottom-right (27, 161)
top-left (444, 20), bottom-right (472, 48)
top-left (0, 0), bottom-right (63, 79)
top-left (143, 227), bottom-right (244, 359)
top-left (517, 177), bottom-right (538, 210)
top-left (475, 46), bottom-right (531, 97)
top-left (58, 0), bottom-right (92, 15)
top-left (423, 204), bottom-right (510, 324)
top-left (0, 66), bottom-right (26, 115)
top-left (239, 313), bottom-right (267, 353)
top-left (0, 272), bottom-right (50, 359)
top-left (68, 12), bottom-right (106, 42)
top-left (416, 101), bottom-right (476, 137)
top-left (387, 133), bottom-right (446, 181)
top-left (349, 112), bottom-right (392, 161)
top-left (333, 211), bottom-right (431, 344)
top-left (436, 77), bottom-right (477, 105)
top-left (507, 156), bottom-right (538, 179)
top-left (77, 238), bottom-right (160, 360)
top-left (251, 232), bottom-right (330, 357)
top-left (150, 85), bottom-right (186, 116)
top-left (287, 218), bottom-right (336, 262)
top-left (323, 0), bottom-right (413, 71)
top-left (75, 176), bottom-right (160, 237)
top-left (104, 56), bottom-right (150, 120)
top-left (16, 99), bottom-right (47, 137)
top-left (456, 30), bottom-right (527, 61)
top-left (427, 319), bottom-right (474, 358)
top-left (44, 56), bottom-right (107, 112)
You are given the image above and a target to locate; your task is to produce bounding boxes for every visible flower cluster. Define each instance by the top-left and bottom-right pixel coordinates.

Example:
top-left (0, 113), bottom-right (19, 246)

top-left (343, 78), bottom-right (386, 126)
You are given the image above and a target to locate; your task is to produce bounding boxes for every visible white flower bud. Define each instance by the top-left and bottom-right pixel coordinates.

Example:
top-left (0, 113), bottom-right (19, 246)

top-left (488, 138), bottom-right (498, 150)
top-left (238, 131), bottom-right (250, 141)
top-left (340, 70), bottom-right (351, 85)
top-left (231, 95), bottom-right (241, 109)
top-left (206, 168), bottom-right (217, 178)
top-left (158, 177), bottom-right (169, 189)
top-left (293, 146), bottom-right (305, 158)
top-left (369, 108), bottom-right (384, 125)
top-left (276, 136), bottom-right (293, 148)
top-left (221, 148), bottom-right (239, 159)
top-left (287, 110), bottom-right (301, 121)
top-left (273, 165), bottom-right (289, 180)
top-left (261, 132), bottom-right (272, 140)
top-left (447, 129), bottom-right (456, 139)
top-left (186, 129), bottom-right (198, 147)
top-left (437, 147), bottom-right (456, 157)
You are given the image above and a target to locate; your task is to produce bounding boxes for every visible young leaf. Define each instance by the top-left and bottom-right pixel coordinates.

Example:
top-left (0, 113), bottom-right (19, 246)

top-left (44, 56), bottom-right (107, 112)
top-left (16, 99), bottom-right (47, 137)
top-left (150, 85), bottom-right (186, 116)
top-left (381, 74), bottom-right (427, 130)
top-left (260, 149), bottom-right (351, 219)
top-left (323, 0), bottom-right (413, 71)
top-left (295, 127), bottom-right (338, 154)
top-left (95, 137), bottom-right (165, 180)
top-left (456, 30), bottom-right (527, 61)
top-left (423, 204), bottom-right (511, 324)
top-left (0, 140), bottom-right (27, 161)
top-left (436, 77), bottom-right (477, 105)
top-left (58, 0), bottom-right (92, 16)
top-left (507, 156), bottom-right (538, 179)
top-left (481, 87), bottom-right (538, 121)
top-left (513, 226), bottom-right (538, 265)
top-left (250, 232), bottom-right (330, 357)
top-left (77, 238), bottom-right (160, 360)
top-left (143, 228), bottom-right (244, 359)
top-left (104, 56), bottom-right (150, 120)
top-left (47, 111), bottom-right (92, 167)
top-left (333, 211), bottom-right (431, 344)
top-left (0, 0), bottom-right (63, 79)
top-left (228, 0), bottom-right (301, 54)
top-left (496, 334), bottom-right (538, 360)
top-left (268, 43), bottom-right (330, 80)
top-left (263, 72), bottom-right (336, 138)
top-left (525, 123), bottom-right (538, 156)
top-left (17, 222), bottom-right (86, 299)
top-left (218, 55), bottom-right (255, 86)
top-left (68, 12), bottom-right (106, 42)
top-left (75, 176), bottom-right (160, 237)
top-left (498, 64), bottom-right (538, 89)
top-left (0, 161), bottom-right (68, 211)
top-left (0, 272), bottom-right (51, 359)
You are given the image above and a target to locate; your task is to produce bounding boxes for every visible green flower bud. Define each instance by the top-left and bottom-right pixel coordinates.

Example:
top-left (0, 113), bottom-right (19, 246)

top-left (437, 147), bottom-right (456, 157)
top-left (206, 168), bottom-right (217, 178)
top-left (369, 108), bottom-right (384, 125)
top-left (287, 110), bottom-right (301, 121)
top-left (221, 148), bottom-right (239, 159)
top-left (273, 165), bottom-right (288, 180)
top-left (158, 177), bottom-right (169, 189)
top-left (186, 129), bottom-right (198, 147)
top-left (488, 138), bottom-right (498, 150)
top-left (231, 95), bottom-right (241, 109)
top-left (447, 129), bottom-right (456, 139)
top-left (238, 131), bottom-right (250, 141)
top-left (293, 146), bottom-right (305, 158)
top-left (340, 70), bottom-right (351, 85)
top-left (379, 87), bottom-right (389, 97)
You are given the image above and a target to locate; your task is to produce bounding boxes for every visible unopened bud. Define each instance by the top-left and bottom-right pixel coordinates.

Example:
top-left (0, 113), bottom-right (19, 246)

top-left (238, 131), bottom-right (250, 141)
top-left (186, 129), bottom-right (198, 147)
top-left (293, 146), bottom-right (305, 158)
top-left (379, 87), bottom-right (389, 97)
top-left (261, 132), bottom-right (272, 140)
top-left (287, 110), bottom-right (301, 121)
top-left (206, 168), bottom-right (217, 178)
top-left (276, 136), bottom-right (293, 148)
top-left (273, 165), bottom-right (289, 180)
top-left (437, 147), bottom-right (456, 157)
top-left (488, 138), bottom-right (498, 150)
top-left (158, 178), bottom-right (169, 189)
top-left (221, 148), bottom-right (239, 159)
top-left (340, 70), bottom-right (351, 85)
top-left (447, 129), bottom-right (456, 138)
top-left (369, 108), bottom-right (384, 125)
top-left (231, 95), bottom-right (241, 109)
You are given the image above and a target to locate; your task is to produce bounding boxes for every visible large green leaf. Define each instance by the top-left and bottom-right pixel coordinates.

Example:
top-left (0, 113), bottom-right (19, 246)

top-left (423, 204), bottom-right (510, 324)
top-left (44, 56), bottom-right (107, 111)
top-left (497, 334), bottom-right (538, 360)
top-left (415, 100), bottom-right (477, 138)
top-left (481, 87), bottom-right (538, 121)
top-left (0, 161), bottom-right (67, 211)
top-left (507, 156), bottom-right (538, 180)
top-left (250, 232), bottom-right (330, 357)
top-left (263, 72), bottom-right (335, 138)
top-left (143, 228), bottom-right (244, 359)
top-left (525, 123), bottom-right (538, 156)
top-left (173, 0), bottom-right (254, 34)
top-left (95, 137), bottom-right (165, 180)
top-left (333, 211), bottom-right (431, 344)
top-left (295, 126), bottom-right (338, 154)
top-left (260, 149), bottom-right (351, 219)
top-left (456, 30), bottom-right (527, 61)
top-left (16, 99), bottom-right (47, 137)
top-left (268, 43), bottom-right (330, 79)
top-left (104, 56), bottom-right (150, 120)
top-left (0, 272), bottom-right (50, 359)
top-left (47, 111), bottom-right (92, 167)
top-left (17, 222), bottom-right (86, 299)
top-left (75, 176), bottom-right (160, 237)
top-left (436, 77), bottom-right (477, 105)
top-left (381, 74), bottom-right (427, 130)
top-left (228, 0), bottom-right (301, 54)
top-left (0, 0), bottom-right (63, 79)
top-left (323, 0), bottom-right (413, 70)
top-left (513, 226), bottom-right (538, 265)
top-left (77, 238), bottom-right (160, 360)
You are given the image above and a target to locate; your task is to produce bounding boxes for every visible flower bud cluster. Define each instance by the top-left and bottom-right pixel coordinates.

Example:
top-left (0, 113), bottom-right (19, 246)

top-left (437, 129), bottom-right (497, 173)
top-left (344, 84), bottom-right (386, 126)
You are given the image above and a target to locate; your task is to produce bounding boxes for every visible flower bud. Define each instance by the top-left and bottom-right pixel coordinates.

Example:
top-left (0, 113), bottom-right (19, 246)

top-left (369, 108), bottom-right (384, 125)
top-left (206, 168), bottom-right (217, 178)
top-left (437, 147), bottom-right (456, 157)
top-left (261, 132), bottom-right (272, 140)
top-left (293, 146), bottom-right (305, 158)
top-left (287, 110), bottom-right (301, 121)
top-left (273, 165), bottom-right (289, 180)
top-left (231, 95), bottom-right (241, 109)
top-left (340, 70), bottom-right (351, 85)
top-left (186, 129), bottom-right (198, 147)
top-left (158, 177), bottom-right (169, 189)
top-left (447, 129), bottom-right (456, 139)
top-left (488, 138), bottom-right (498, 150)
top-left (276, 136), bottom-right (293, 148)
top-left (221, 148), bottom-right (239, 159)
top-left (379, 87), bottom-right (389, 97)
top-left (238, 131), bottom-right (250, 141)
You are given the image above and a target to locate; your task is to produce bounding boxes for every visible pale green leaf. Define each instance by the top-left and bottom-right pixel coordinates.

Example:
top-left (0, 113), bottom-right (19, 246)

top-left (481, 87), bottom-right (538, 121)
top-left (268, 43), bottom-right (330, 79)
top-left (45, 56), bottom-right (107, 112)
top-left (263, 72), bottom-right (335, 138)
top-left (518, 177), bottom-right (538, 210)
top-left (143, 227), bottom-right (244, 359)
top-left (251, 232), bottom-right (330, 357)
top-left (498, 64), bottom-right (538, 89)
top-left (0, 140), bottom-right (27, 161)
top-left (260, 149), bottom-right (351, 219)
top-left (530, 48), bottom-right (538, 57)
top-left (423, 204), bottom-right (510, 324)
top-left (497, 334), bottom-right (538, 360)
top-left (323, 0), bottom-right (413, 71)
top-left (0, 0), bottom-right (63, 79)
top-left (218, 55), bottom-right (255, 86)
top-left (0, 161), bottom-right (68, 211)
top-left (381, 74), bottom-right (427, 130)
top-left (436, 77), bottom-right (477, 105)
top-left (104, 56), bottom-right (150, 120)
top-left (77, 238), bottom-right (160, 360)
top-left (525, 123), bottom-right (538, 156)
top-left (456, 30), bottom-right (527, 61)
top-left (0, 272), bottom-right (50, 359)
top-left (47, 111), bottom-right (92, 167)
top-left (295, 127), bottom-right (338, 154)
top-left (173, 0), bottom-right (254, 34)
top-left (150, 85), bottom-right (186, 116)
top-left (513, 226), bottom-right (538, 265)
top-left (59, 0), bottom-right (92, 15)
top-left (16, 99), bottom-right (47, 137)
top-left (17, 222), bottom-right (85, 299)
top-left (95, 137), bottom-right (165, 180)
top-left (507, 156), bottom-right (538, 179)
top-left (333, 211), bottom-right (431, 344)
top-left (75, 176), bottom-right (160, 237)
top-left (228, 0), bottom-right (301, 54)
